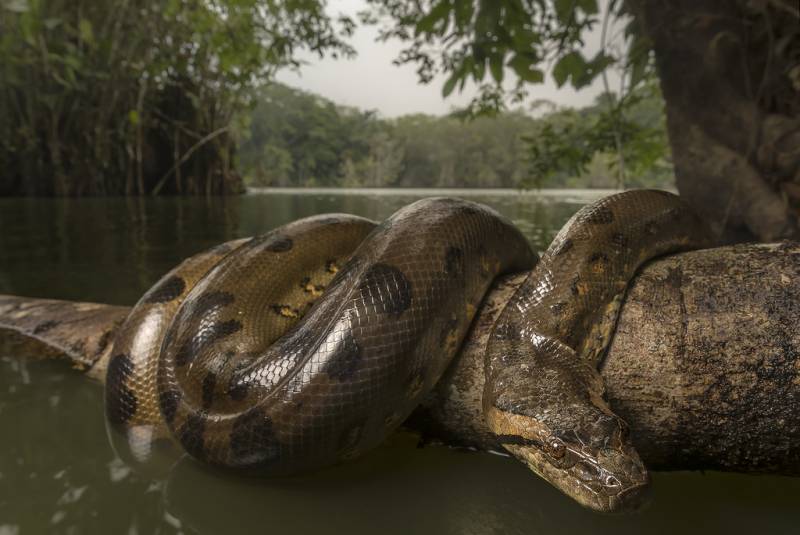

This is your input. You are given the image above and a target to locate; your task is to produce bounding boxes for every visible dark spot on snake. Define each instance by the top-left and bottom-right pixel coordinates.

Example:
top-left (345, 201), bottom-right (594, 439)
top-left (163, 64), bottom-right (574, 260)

top-left (358, 263), bottom-right (412, 315)
top-left (327, 332), bottom-right (363, 381)
top-left (552, 238), bottom-right (574, 256)
top-left (201, 372), bottom-right (217, 409)
top-left (178, 413), bottom-right (207, 461)
top-left (230, 409), bottom-right (279, 466)
top-left (105, 354), bottom-right (138, 426)
top-left (453, 202), bottom-right (482, 218)
top-left (159, 389), bottom-right (181, 424)
top-left (444, 246), bottom-right (464, 277)
top-left (228, 361), bottom-right (251, 401)
top-left (174, 319), bottom-right (242, 366)
top-left (666, 206), bottom-right (683, 221)
top-left (266, 235), bottom-right (293, 252)
top-left (645, 221), bottom-right (660, 235)
top-left (589, 252), bottom-right (609, 264)
top-left (33, 320), bottom-right (59, 334)
top-left (496, 434), bottom-right (544, 448)
top-left (186, 291), bottom-right (235, 321)
top-left (611, 232), bottom-right (628, 248)
top-left (325, 259), bottom-right (339, 274)
top-left (143, 276), bottom-right (186, 304)
top-left (584, 206), bottom-right (614, 225)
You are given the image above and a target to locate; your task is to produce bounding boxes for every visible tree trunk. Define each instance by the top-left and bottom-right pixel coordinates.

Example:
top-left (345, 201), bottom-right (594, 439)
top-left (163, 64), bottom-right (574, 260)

top-left (2, 243), bottom-right (800, 473)
top-left (634, 0), bottom-right (800, 242)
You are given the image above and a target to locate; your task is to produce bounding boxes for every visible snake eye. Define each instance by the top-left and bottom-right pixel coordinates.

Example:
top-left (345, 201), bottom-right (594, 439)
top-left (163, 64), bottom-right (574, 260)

top-left (604, 475), bottom-right (621, 488)
top-left (547, 438), bottom-right (566, 459)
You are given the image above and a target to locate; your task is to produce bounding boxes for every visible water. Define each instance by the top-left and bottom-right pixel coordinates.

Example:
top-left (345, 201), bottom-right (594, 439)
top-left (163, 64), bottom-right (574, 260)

top-left (1, 189), bottom-right (798, 534)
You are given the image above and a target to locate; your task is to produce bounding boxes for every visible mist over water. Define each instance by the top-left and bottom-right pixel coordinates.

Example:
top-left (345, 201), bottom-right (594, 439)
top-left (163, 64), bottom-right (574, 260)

top-left (1, 189), bottom-right (798, 534)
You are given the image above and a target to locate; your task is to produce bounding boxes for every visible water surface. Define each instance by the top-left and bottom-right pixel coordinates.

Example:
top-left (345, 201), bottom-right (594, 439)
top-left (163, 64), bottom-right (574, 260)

top-left (1, 189), bottom-right (798, 534)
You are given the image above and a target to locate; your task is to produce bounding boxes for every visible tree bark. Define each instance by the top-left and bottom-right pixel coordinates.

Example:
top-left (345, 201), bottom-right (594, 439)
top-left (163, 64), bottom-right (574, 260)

top-left (634, 0), bottom-right (800, 242)
top-left (2, 243), bottom-right (800, 473)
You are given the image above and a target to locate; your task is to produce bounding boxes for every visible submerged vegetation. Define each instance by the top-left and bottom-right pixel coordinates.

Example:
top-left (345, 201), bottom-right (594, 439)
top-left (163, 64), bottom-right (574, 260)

top-left (237, 81), bottom-right (673, 190)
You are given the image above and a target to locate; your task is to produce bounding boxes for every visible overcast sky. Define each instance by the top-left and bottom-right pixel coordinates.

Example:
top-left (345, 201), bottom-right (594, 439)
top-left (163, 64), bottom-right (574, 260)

top-left (275, 0), bottom-right (621, 118)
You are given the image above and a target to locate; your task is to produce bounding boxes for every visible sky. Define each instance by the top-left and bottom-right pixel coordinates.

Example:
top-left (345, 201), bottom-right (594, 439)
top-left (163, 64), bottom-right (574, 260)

top-left (275, 0), bottom-right (622, 118)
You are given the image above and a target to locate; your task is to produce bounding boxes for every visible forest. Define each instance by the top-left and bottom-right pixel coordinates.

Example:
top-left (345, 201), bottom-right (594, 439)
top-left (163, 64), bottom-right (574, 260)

top-left (1, 0), bottom-right (797, 241)
top-left (237, 81), bottom-right (673, 190)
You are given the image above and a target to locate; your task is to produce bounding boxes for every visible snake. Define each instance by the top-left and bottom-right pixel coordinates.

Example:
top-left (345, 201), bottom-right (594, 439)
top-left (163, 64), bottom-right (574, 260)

top-left (104, 190), bottom-right (710, 513)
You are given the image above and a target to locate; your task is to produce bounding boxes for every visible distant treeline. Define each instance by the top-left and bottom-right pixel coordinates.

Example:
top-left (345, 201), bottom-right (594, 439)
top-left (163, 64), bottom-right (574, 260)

top-left (237, 83), bottom-right (674, 190)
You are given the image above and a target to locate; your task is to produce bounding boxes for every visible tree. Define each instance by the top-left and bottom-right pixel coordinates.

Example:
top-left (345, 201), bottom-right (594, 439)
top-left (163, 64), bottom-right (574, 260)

top-left (361, 0), bottom-right (800, 242)
top-left (0, 0), bottom-right (355, 196)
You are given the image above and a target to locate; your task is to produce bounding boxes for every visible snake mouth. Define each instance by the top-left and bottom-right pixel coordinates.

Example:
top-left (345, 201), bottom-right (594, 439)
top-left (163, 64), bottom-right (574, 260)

top-left (607, 481), bottom-right (651, 513)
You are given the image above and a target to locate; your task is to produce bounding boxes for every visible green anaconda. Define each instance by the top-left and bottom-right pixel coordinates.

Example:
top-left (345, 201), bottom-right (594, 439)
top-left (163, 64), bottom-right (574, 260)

top-left (104, 190), bottom-right (710, 513)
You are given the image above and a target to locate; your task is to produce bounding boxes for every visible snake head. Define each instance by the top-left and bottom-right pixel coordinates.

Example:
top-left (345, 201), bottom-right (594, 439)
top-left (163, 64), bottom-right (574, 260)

top-left (487, 401), bottom-right (650, 513)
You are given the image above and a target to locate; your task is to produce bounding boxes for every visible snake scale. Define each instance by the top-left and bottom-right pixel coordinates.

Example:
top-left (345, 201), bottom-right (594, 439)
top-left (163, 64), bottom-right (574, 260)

top-left (104, 190), bottom-right (710, 512)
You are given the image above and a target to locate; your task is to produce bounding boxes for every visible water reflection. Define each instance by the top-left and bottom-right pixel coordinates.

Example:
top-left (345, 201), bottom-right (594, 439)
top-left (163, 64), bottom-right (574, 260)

top-left (2, 189), bottom-right (800, 534)
top-left (0, 189), bottom-right (587, 305)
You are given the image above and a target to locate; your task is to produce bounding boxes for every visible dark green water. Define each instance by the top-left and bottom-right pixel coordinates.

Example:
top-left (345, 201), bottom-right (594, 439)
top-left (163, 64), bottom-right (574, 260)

top-left (1, 189), bottom-right (798, 534)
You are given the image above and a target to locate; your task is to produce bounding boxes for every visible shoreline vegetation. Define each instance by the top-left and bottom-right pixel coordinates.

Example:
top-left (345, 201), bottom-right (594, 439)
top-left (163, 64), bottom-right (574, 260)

top-left (0, 1), bottom-right (673, 198)
top-left (237, 83), bottom-right (674, 192)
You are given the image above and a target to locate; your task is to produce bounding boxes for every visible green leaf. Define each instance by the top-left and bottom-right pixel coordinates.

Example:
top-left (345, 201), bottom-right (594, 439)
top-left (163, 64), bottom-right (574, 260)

top-left (553, 0), bottom-right (573, 24)
top-left (442, 71), bottom-right (459, 97)
top-left (627, 34), bottom-right (653, 89)
top-left (78, 18), bottom-right (94, 45)
top-left (508, 54), bottom-right (543, 83)
top-left (489, 53), bottom-right (504, 83)
top-left (415, 1), bottom-right (450, 35)
top-left (128, 110), bottom-right (140, 126)
top-left (552, 51), bottom-right (585, 87)
top-left (576, 0), bottom-right (599, 15)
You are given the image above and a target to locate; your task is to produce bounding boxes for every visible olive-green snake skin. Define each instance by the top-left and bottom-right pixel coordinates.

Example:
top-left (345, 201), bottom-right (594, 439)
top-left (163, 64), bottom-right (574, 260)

top-left (105, 190), bottom-right (710, 512)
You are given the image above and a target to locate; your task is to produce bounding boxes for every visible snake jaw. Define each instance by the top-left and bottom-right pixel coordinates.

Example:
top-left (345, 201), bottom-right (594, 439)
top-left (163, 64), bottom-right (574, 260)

top-left (487, 406), bottom-right (650, 513)
top-left (503, 438), bottom-right (650, 513)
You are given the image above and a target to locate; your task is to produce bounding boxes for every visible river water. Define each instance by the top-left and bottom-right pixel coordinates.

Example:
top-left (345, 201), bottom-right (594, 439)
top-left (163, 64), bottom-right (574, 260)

top-left (0, 188), bottom-right (798, 534)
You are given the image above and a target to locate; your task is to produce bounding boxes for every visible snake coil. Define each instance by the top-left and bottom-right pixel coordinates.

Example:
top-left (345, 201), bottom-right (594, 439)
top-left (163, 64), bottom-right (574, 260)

top-left (105, 191), bottom-right (710, 512)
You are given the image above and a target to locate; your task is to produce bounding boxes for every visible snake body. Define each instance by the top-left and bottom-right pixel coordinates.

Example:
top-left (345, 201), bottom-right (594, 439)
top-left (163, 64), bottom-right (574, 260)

top-left (105, 191), bottom-right (710, 512)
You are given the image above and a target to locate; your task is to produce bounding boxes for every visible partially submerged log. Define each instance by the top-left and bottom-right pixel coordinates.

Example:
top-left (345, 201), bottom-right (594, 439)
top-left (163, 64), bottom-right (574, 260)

top-left (2, 243), bottom-right (800, 473)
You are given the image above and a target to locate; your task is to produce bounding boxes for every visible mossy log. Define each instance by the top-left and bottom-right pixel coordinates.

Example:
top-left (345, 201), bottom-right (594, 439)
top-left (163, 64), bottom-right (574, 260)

top-left (2, 243), bottom-right (800, 473)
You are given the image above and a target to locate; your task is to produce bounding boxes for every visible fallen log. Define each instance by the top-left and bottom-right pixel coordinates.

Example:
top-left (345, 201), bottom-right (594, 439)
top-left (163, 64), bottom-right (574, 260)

top-left (1, 243), bottom-right (799, 473)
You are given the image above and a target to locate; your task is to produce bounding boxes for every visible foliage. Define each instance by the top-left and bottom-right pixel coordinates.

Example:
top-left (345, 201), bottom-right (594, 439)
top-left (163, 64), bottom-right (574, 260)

top-left (237, 82), bottom-right (674, 190)
top-left (0, 0), bottom-right (354, 196)
top-left (360, 0), bottom-right (660, 188)
top-left (523, 77), bottom-right (671, 189)
top-left (360, 0), bottom-right (649, 107)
